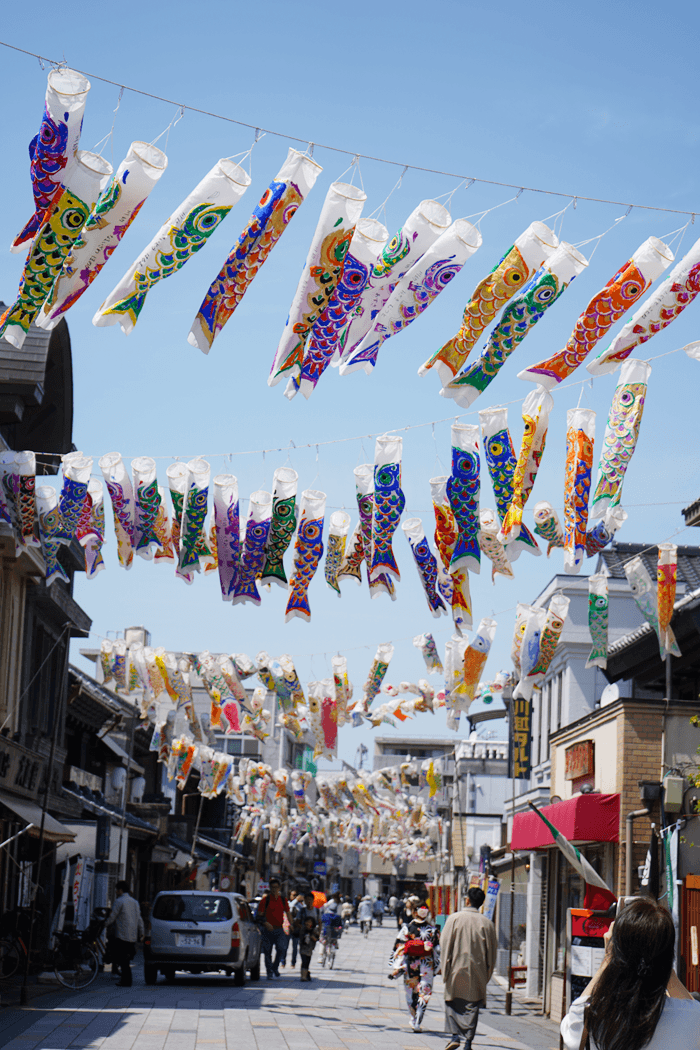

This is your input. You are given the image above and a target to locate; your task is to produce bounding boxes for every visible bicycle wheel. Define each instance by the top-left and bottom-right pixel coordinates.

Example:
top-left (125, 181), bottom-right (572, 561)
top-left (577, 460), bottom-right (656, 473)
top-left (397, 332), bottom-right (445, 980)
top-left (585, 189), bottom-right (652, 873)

top-left (54, 943), bottom-right (98, 990)
top-left (320, 943), bottom-right (327, 967)
top-left (0, 938), bottom-right (21, 978)
top-left (329, 946), bottom-right (335, 969)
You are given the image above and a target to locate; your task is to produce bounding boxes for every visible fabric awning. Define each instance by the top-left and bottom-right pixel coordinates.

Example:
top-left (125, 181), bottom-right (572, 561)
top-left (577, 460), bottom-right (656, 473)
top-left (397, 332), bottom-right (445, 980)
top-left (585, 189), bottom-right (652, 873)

top-left (0, 792), bottom-right (77, 844)
top-left (511, 793), bottom-right (620, 850)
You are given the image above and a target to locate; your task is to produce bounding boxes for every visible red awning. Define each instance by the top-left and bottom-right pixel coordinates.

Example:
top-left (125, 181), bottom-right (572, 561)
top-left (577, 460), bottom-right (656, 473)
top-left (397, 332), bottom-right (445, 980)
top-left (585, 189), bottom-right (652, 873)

top-left (511, 793), bottom-right (620, 850)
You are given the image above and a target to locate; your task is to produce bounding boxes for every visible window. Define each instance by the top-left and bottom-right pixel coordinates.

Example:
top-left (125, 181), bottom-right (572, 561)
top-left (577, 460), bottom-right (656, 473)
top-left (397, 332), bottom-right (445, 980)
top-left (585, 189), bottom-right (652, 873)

top-left (152, 894), bottom-right (233, 922)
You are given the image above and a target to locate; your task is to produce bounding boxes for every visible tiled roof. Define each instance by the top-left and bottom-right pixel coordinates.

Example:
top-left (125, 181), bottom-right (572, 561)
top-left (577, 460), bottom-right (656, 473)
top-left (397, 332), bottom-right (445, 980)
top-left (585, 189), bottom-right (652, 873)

top-left (607, 584), bottom-right (700, 656)
top-left (599, 542), bottom-right (700, 589)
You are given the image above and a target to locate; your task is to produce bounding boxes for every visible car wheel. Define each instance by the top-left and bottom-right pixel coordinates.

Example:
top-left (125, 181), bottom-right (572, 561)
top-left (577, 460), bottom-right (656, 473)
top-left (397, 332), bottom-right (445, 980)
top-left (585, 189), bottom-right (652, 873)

top-left (233, 955), bottom-right (247, 986)
top-left (144, 964), bottom-right (158, 985)
top-left (164, 966), bottom-right (176, 983)
top-left (249, 957), bottom-right (260, 981)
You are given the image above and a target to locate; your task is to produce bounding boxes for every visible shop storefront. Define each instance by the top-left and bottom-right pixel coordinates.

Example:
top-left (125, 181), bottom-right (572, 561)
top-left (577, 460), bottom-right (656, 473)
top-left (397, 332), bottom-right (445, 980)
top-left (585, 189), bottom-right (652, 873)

top-left (511, 792), bottom-right (619, 1017)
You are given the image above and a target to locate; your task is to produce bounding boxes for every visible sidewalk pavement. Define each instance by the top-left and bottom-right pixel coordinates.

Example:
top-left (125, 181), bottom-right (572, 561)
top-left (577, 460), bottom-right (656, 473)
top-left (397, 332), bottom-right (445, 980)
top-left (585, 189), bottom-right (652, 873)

top-left (0, 924), bottom-right (561, 1050)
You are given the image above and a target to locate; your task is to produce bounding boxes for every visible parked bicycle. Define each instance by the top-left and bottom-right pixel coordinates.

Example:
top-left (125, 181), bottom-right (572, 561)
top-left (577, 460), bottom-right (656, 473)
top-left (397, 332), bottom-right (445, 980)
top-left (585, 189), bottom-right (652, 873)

top-left (0, 906), bottom-right (108, 990)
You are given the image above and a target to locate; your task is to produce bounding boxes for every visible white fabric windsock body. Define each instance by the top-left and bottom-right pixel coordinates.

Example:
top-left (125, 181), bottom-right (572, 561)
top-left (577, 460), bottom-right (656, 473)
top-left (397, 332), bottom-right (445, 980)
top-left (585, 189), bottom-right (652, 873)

top-left (36, 485), bottom-right (68, 586)
top-left (339, 199), bottom-right (452, 376)
top-left (401, 516), bottom-right (448, 618)
top-left (517, 237), bottom-right (673, 389)
top-left (325, 509), bottom-right (351, 595)
top-left (94, 159), bottom-right (251, 333)
top-left (419, 220), bottom-right (559, 386)
top-left (57, 452), bottom-right (93, 545)
top-left (515, 604), bottom-right (547, 692)
top-left (38, 142), bottom-right (168, 329)
top-left (269, 180), bottom-right (367, 388)
top-left (189, 148), bottom-right (322, 353)
top-left (589, 358), bottom-right (650, 521)
top-left (100, 452), bottom-right (135, 569)
top-left (441, 241), bottom-right (588, 408)
top-left (586, 572), bottom-right (609, 669)
top-left (340, 218), bottom-right (481, 375)
top-left (213, 474), bottom-right (239, 601)
top-left (131, 456), bottom-right (162, 561)
top-left (588, 236), bottom-right (700, 376)
top-left (12, 67), bottom-right (91, 253)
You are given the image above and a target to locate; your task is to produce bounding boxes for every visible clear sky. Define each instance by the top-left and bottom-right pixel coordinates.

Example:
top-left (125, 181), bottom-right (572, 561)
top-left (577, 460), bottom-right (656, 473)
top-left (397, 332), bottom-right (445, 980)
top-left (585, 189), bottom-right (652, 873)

top-left (1, 1), bottom-right (699, 762)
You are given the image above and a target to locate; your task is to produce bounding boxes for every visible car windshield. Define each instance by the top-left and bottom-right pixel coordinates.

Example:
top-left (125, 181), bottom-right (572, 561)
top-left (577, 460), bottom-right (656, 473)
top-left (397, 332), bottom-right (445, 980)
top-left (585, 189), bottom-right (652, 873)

top-left (152, 895), bottom-right (233, 922)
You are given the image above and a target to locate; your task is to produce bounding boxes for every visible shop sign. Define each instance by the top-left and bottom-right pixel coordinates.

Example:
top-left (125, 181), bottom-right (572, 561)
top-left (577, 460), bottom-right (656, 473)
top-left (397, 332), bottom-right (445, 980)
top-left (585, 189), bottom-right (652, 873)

top-left (565, 740), bottom-right (594, 781)
top-left (0, 737), bottom-right (46, 801)
top-left (508, 698), bottom-right (531, 779)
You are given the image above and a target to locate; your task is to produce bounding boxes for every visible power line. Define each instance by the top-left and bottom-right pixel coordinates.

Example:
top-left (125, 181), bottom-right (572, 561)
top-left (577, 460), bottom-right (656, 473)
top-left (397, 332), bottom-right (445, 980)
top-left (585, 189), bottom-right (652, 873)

top-left (1, 38), bottom-right (698, 220)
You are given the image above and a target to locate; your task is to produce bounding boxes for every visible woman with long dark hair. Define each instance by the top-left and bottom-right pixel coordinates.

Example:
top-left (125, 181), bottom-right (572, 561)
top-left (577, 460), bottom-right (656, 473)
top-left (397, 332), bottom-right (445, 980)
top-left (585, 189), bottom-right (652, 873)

top-left (561, 898), bottom-right (700, 1050)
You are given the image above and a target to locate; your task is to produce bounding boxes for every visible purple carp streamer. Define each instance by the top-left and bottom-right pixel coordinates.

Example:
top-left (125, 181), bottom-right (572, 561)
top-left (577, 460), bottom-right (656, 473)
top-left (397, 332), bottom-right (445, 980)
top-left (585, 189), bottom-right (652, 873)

top-left (287, 218), bottom-right (388, 398)
top-left (189, 149), bottom-right (321, 353)
top-left (339, 200), bottom-right (452, 375)
top-left (213, 474), bottom-right (240, 601)
top-left (269, 181), bottom-right (366, 388)
top-left (233, 490), bottom-right (272, 607)
top-left (342, 218), bottom-right (481, 375)
top-left (401, 516), bottom-right (448, 618)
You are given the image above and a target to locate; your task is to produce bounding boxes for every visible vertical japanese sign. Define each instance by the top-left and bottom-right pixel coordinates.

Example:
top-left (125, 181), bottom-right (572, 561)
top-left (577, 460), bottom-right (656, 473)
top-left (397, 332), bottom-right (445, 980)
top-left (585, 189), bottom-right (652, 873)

top-left (508, 696), bottom-right (532, 779)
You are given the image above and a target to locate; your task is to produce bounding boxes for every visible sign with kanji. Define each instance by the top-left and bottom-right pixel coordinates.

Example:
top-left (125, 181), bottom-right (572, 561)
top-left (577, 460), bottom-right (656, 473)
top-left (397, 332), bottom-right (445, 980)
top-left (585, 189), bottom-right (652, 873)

top-left (565, 740), bottom-right (595, 780)
top-left (508, 697), bottom-right (532, 779)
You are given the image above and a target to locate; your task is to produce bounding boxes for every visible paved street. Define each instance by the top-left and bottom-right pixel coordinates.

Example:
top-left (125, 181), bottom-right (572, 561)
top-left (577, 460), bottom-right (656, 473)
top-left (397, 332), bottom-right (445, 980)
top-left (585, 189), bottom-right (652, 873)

top-left (0, 925), bottom-right (559, 1050)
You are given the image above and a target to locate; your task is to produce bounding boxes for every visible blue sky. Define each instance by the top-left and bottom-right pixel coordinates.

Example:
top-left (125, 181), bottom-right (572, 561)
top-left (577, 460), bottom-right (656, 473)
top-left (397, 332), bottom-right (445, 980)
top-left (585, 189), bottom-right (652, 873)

top-left (1, 1), bottom-right (699, 761)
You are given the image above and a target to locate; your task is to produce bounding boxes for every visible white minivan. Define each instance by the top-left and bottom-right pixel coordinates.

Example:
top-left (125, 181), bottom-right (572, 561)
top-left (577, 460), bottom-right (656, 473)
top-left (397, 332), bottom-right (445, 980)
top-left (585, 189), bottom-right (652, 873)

top-left (144, 891), bottom-right (262, 985)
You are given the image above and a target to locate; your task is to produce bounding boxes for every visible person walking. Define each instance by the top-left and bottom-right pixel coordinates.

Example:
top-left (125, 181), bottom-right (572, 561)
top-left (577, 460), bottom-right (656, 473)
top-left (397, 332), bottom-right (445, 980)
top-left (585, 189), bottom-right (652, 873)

top-left (256, 877), bottom-right (290, 980)
top-left (289, 890), bottom-right (306, 969)
top-left (390, 900), bottom-right (440, 1032)
top-left (106, 881), bottom-right (144, 988)
top-left (373, 895), bottom-right (385, 926)
top-left (440, 886), bottom-right (497, 1050)
top-left (299, 914), bottom-right (319, 982)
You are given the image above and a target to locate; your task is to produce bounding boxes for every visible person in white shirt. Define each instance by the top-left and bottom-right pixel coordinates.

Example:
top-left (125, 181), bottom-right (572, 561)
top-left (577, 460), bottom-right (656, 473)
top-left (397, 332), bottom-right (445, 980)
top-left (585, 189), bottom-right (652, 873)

top-left (560, 897), bottom-right (700, 1050)
top-left (106, 881), bottom-right (144, 987)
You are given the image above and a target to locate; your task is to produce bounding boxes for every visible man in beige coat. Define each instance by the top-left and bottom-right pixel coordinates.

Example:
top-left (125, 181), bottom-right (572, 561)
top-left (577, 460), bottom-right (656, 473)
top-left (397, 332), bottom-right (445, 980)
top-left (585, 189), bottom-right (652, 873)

top-left (440, 886), bottom-right (497, 1050)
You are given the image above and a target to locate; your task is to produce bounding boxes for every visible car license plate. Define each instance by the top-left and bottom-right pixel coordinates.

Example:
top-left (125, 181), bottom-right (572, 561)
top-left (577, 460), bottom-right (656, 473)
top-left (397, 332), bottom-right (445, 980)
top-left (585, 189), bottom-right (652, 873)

top-left (177, 934), bottom-right (203, 947)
